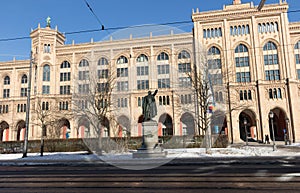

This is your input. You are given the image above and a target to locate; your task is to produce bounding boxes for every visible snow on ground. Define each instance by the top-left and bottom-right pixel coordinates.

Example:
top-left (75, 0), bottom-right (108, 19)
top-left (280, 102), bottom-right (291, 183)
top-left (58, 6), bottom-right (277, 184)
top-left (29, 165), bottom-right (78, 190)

top-left (0, 145), bottom-right (299, 162)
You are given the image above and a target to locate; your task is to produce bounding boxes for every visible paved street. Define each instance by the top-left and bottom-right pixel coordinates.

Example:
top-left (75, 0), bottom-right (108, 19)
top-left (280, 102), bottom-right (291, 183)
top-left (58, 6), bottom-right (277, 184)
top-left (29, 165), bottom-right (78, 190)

top-left (0, 157), bottom-right (300, 193)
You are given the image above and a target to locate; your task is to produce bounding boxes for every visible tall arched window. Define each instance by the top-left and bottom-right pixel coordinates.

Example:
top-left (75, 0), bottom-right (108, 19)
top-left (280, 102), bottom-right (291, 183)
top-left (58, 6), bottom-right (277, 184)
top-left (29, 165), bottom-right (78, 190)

top-left (235, 44), bottom-right (250, 83)
top-left (157, 52), bottom-right (169, 61)
top-left (137, 54), bottom-right (148, 62)
top-left (264, 41), bottom-right (280, 81)
top-left (98, 57), bottom-right (109, 65)
top-left (4, 76), bottom-right (10, 85)
top-left (235, 44), bottom-right (249, 67)
top-left (21, 74), bottom-right (27, 84)
top-left (61, 61), bottom-right (71, 68)
top-left (178, 50), bottom-right (191, 59)
top-left (79, 59), bottom-right (89, 67)
top-left (43, 65), bottom-right (50, 81)
top-left (117, 56), bottom-right (128, 64)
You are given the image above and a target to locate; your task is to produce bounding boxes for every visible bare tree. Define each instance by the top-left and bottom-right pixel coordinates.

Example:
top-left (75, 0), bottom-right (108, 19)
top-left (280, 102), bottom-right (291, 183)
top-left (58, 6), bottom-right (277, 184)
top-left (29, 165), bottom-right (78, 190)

top-left (30, 97), bottom-right (71, 156)
top-left (72, 58), bottom-right (117, 155)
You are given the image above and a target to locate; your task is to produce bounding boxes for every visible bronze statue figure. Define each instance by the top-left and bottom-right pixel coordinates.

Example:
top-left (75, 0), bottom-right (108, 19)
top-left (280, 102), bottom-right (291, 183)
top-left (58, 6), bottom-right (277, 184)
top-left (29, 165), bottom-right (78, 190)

top-left (142, 90), bottom-right (158, 121)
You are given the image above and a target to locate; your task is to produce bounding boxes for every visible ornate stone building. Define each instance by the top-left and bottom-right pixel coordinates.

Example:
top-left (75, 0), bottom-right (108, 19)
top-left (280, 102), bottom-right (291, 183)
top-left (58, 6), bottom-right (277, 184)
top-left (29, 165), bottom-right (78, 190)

top-left (193, 0), bottom-right (300, 143)
top-left (0, 0), bottom-right (299, 144)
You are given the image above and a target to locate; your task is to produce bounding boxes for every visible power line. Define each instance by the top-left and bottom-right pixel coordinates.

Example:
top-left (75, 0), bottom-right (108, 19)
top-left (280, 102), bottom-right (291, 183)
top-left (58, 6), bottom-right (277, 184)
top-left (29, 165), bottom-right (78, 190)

top-left (0, 8), bottom-right (299, 43)
top-left (83, 0), bottom-right (105, 31)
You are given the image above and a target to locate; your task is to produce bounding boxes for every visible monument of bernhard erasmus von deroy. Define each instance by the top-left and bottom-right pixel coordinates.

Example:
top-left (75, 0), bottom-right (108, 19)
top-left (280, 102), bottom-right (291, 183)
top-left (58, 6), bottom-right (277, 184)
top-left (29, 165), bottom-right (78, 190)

top-left (133, 90), bottom-right (168, 158)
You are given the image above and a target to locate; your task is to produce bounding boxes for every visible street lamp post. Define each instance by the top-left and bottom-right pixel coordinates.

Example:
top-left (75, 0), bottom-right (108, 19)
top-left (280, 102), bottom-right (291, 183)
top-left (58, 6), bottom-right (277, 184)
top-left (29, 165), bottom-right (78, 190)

top-left (285, 118), bottom-right (291, 145)
top-left (269, 111), bottom-right (276, 151)
top-left (243, 118), bottom-right (248, 146)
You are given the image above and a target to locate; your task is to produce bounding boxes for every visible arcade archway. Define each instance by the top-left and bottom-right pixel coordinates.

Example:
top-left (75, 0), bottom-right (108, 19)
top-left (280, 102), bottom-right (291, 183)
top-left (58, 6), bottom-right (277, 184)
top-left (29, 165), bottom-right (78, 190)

top-left (158, 114), bottom-right (173, 136)
top-left (269, 108), bottom-right (287, 141)
top-left (239, 110), bottom-right (257, 142)
top-left (16, 120), bottom-right (26, 141)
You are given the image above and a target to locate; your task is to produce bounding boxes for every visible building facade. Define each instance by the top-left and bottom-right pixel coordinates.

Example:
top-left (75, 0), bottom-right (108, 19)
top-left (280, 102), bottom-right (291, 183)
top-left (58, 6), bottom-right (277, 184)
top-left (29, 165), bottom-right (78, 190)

top-left (193, 0), bottom-right (300, 143)
top-left (0, 0), bottom-right (299, 144)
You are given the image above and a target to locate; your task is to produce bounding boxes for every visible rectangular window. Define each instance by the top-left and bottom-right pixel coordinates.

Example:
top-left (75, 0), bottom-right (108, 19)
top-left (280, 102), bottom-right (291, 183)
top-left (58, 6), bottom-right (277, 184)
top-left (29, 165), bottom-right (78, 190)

top-left (78, 84), bottom-right (89, 93)
top-left (158, 78), bottom-right (170, 88)
top-left (137, 66), bottom-right (149, 76)
top-left (210, 74), bottom-right (223, 85)
top-left (60, 72), bottom-right (71, 82)
top-left (79, 71), bottom-right (89, 80)
top-left (265, 70), bottom-right (280, 81)
top-left (117, 81), bottom-right (129, 91)
top-left (98, 69), bottom-right (109, 79)
top-left (60, 85), bottom-right (71, 95)
top-left (118, 98), bottom-right (128, 108)
top-left (42, 85), bottom-right (50, 94)
top-left (3, 89), bottom-right (10, 98)
top-left (297, 69), bottom-right (300, 79)
top-left (20, 88), bottom-right (27, 97)
top-left (296, 54), bottom-right (300, 64)
top-left (137, 80), bottom-right (149, 90)
top-left (179, 77), bottom-right (192, 87)
top-left (178, 63), bottom-right (191, 72)
top-left (98, 83), bottom-right (110, 92)
top-left (236, 72), bottom-right (250, 83)
top-left (117, 68), bottom-right (128, 77)
top-left (158, 64), bottom-right (170, 75)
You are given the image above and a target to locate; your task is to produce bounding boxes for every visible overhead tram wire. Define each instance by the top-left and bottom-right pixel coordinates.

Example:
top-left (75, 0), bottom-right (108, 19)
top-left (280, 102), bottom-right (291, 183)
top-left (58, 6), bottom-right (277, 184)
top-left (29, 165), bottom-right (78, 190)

top-left (0, 7), bottom-right (299, 43)
top-left (83, 0), bottom-right (107, 34)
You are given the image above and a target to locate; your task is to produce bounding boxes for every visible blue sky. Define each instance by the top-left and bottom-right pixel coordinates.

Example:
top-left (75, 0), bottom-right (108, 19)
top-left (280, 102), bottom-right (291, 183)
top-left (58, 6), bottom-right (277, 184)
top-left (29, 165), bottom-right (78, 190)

top-left (0, 0), bottom-right (299, 61)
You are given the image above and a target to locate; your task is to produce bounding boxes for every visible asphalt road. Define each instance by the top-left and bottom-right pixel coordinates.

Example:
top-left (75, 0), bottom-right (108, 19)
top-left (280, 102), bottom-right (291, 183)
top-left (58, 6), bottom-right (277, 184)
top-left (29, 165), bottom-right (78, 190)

top-left (0, 157), bottom-right (300, 193)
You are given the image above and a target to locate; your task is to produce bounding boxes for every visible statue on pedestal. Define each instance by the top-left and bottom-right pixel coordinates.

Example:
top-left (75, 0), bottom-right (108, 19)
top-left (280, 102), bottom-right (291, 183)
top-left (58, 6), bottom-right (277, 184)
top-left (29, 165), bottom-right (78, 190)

top-left (46, 16), bottom-right (51, 27)
top-left (142, 90), bottom-right (158, 121)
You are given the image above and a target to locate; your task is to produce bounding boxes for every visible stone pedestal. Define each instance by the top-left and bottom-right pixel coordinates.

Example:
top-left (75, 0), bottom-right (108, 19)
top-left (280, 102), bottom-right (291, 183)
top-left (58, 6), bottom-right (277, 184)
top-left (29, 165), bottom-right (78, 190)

top-left (133, 120), bottom-right (167, 158)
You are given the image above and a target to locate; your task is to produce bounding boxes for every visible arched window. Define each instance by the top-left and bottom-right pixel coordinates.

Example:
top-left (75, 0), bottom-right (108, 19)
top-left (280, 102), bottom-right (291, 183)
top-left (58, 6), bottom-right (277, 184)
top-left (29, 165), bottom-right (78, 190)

top-left (215, 92), bottom-right (219, 102)
top-left (137, 54), bottom-right (148, 62)
top-left (235, 44), bottom-right (248, 53)
top-left (157, 52), bottom-right (169, 61)
top-left (43, 65), bottom-right (50, 81)
top-left (273, 88), bottom-right (278, 99)
top-left (207, 29), bottom-right (211, 38)
top-left (235, 44), bottom-right (249, 67)
top-left (245, 25), bottom-right (250, 34)
top-left (98, 57), bottom-right (109, 65)
top-left (240, 90), bottom-right (243, 100)
top-left (243, 90), bottom-right (247, 100)
top-left (219, 92), bottom-right (223, 102)
top-left (61, 61), bottom-right (70, 68)
top-left (238, 26), bottom-right (241, 35)
top-left (263, 41), bottom-right (277, 51)
top-left (21, 74), bottom-right (27, 84)
top-left (4, 76), bottom-right (10, 85)
top-left (241, 25), bottom-right (245, 35)
top-left (269, 89), bottom-right (273, 99)
top-left (230, 26), bottom-right (233, 36)
top-left (117, 56), bottom-right (128, 64)
top-left (264, 41), bottom-right (278, 69)
top-left (203, 29), bottom-right (207, 38)
top-left (218, 28), bottom-right (222, 37)
top-left (208, 46), bottom-right (220, 55)
top-left (178, 50), bottom-right (191, 59)
top-left (211, 28), bottom-right (215, 38)
top-left (79, 59), bottom-right (89, 67)
top-left (295, 41), bottom-right (300, 50)
top-left (278, 88), bottom-right (282, 98)
top-left (258, 24), bottom-right (262, 33)
top-left (234, 26), bottom-right (237, 35)
top-left (248, 90), bottom-right (252, 100)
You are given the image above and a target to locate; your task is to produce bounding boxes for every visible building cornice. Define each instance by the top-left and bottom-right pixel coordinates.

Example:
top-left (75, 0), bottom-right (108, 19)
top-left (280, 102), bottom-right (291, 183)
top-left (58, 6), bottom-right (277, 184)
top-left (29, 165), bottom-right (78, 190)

top-left (192, 3), bottom-right (288, 23)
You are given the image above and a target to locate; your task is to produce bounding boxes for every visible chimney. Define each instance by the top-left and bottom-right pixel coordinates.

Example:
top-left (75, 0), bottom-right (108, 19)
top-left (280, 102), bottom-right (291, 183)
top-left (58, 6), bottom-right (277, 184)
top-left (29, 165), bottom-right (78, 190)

top-left (233, 0), bottom-right (241, 5)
